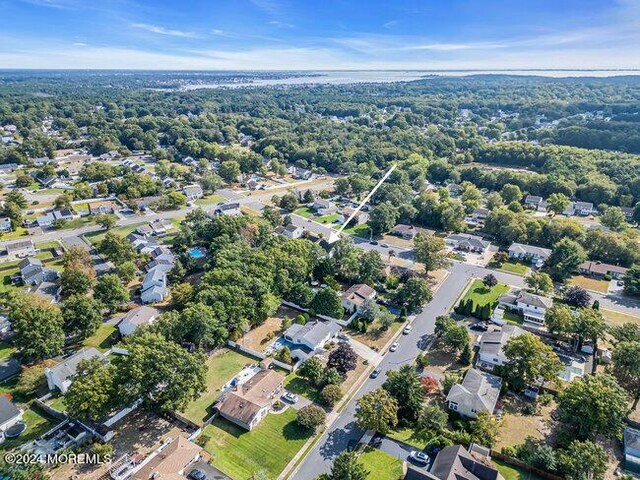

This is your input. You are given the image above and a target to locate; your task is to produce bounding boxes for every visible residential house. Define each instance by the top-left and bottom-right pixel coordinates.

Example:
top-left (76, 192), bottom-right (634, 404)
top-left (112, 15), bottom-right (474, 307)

top-left (340, 207), bottom-right (369, 226)
top-left (497, 290), bottom-right (553, 326)
top-left (19, 257), bottom-right (58, 285)
top-left (524, 195), bottom-right (547, 212)
top-left (288, 166), bottom-right (314, 180)
top-left (446, 368), bottom-right (502, 418)
top-left (0, 396), bottom-right (23, 435)
top-left (312, 199), bottom-right (337, 215)
top-left (274, 224), bottom-right (304, 239)
top-left (579, 260), bottom-right (628, 279)
top-left (621, 206), bottom-right (635, 222)
top-left (183, 184), bottom-right (204, 201)
top-left (134, 195), bottom-right (163, 212)
top-left (136, 224), bottom-right (154, 237)
top-left (0, 218), bottom-right (12, 233)
top-left (465, 208), bottom-right (490, 226)
top-left (45, 348), bottom-right (106, 393)
top-left (133, 435), bottom-right (207, 480)
top-left (118, 306), bottom-right (159, 336)
top-left (624, 427), bottom-right (640, 475)
top-left (217, 369), bottom-right (285, 430)
top-left (405, 445), bottom-right (505, 480)
top-left (446, 183), bottom-right (461, 197)
top-left (88, 201), bottom-right (118, 215)
top-left (127, 233), bottom-right (160, 254)
top-left (5, 239), bottom-right (36, 260)
top-left (342, 284), bottom-right (376, 314)
top-left (508, 243), bottom-right (552, 265)
top-left (445, 233), bottom-right (491, 254)
top-left (476, 324), bottom-right (526, 371)
top-left (563, 201), bottom-right (595, 216)
top-left (29, 280), bottom-right (60, 304)
top-left (36, 176), bottom-right (57, 188)
top-left (140, 266), bottom-right (168, 304)
top-left (36, 209), bottom-right (73, 228)
top-left (213, 202), bottom-right (242, 217)
top-left (391, 224), bottom-right (433, 240)
top-left (283, 320), bottom-right (341, 359)
top-left (150, 218), bottom-right (174, 236)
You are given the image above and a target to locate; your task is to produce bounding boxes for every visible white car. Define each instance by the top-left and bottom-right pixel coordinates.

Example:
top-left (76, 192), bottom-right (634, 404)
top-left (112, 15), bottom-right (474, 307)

top-left (389, 342), bottom-right (399, 352)
top-left (409, 450), bottom-right (429, 465)
top-left (283, 392), bottom-right (299, 404)
top-left (403, 325), bottom-right (413, 335)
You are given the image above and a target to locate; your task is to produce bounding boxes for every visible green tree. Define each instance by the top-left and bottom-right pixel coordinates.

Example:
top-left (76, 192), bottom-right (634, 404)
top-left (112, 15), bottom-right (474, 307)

top-left (525, 271), bottom-right (553, 295)
top-left (326, 451), bottom-right (368, 480)
top-left (502, 333), bottom-right (563, 391)
top-left (310, 287), bottom-right (344, 319)
top-left (60, 268), bottom-right (94, 297)
top-left (394, 277), bottom-right (432, 312)
top-left (9, 294), bottom-right (64, 361)
top-left (546, 193), bottom-right (570, 215)
top-left (546, 238), bottom-right (587, 281)
top-left (170, 282), bottom-right (193, 309)
top-left (279, 192), bottom-right (299, 212)
top-left (65, 358), bottom-right (117, 422)
top-left (299, 357), bottom-right (324, 386)
top-left (570, 307), bottom-right (606, 352)
top-left (414, 234), bottom-right (449, 274)
top-left (368, 202), bottom-right (399, 235)
top-left (219, 160), bottom-right (241, 182)
top-left (611, 341), bottom-right (640, 409)
top-left (320, 384), bottom-right (343, 406)
top-left (383, 364), bottom-right (425, 422)
top-left (355, 388), bottom-right (398, 434)
top-left (600, 206), bottom-right (626, 231)
top-left (558, 440), bottom-right (608, 480)
top-left (327, 344), bottom-right (358, 375)
top-left (500, 184), bottom-right (523, 204)
top-left (544, 304), bottom-right (574, 335)
top-left (117, 332), bottom-right (206, 412)
top-left (623, 265), bottom-right (640, 297)
top-left (116, 260), bottom-right (138, 283)
top-left (99, 232), bottom-right (136, 265)
top-left (94, 274), bottom-right (130, 312)
top-left (418, 403), bottom-right (448, 433)
top-left (469, 411), bottom-right (501, 447)
top-left (296, 405), bottom-right (326, 431)
top-left (359, 298), bottom-right (379, 322)
top-left (558, 373), bottom-right (628, 439)
top-left (95, 214), bottom-right (116, 230)
top-left (61, 295), bottom-right (103, 339)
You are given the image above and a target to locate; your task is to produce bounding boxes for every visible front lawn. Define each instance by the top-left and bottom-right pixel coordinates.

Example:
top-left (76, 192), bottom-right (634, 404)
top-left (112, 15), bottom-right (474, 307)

top-left (316, 213), bottom-right (341, 224)
top-left (387, 427), bottom-right (427, 450)
top-left (601, 308), bottom-right (640, 327)
top-left (491, 260), bottom-right (530, 275)
top-left (460, 279), bottom-right (510, 310)
top-left (294, 207), bottom-right (314, 218)
top-left (339, 223), bottom-right (371, 238)
top-left (201, 409), bottom-right (312, 480)
top-left (284, 372), bottom-right (322, 403)
top-left (181, 349), bottom-right (257, 425)
top-left (0, 341), bottom-right (16, 361)
top-left (82, 323), bottom-right (119, 352)
top-left (569, 275), bottom-right (609, 294)
top-left (194, 194), bottom-right (225, 207)
top-left (348, 316), bottom-right (404, 351)
top-left (85, 223), bottom-right (145, 246)
top-left (360, 447), bottom-right (404, 480)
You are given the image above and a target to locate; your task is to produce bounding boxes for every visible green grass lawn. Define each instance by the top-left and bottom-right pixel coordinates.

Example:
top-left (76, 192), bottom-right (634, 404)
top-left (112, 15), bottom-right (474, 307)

top-left (387, 427), bottom-right (427, 450)
top-left (201, 409), bottom-right (312, 480)
top-left (283, 372), bottom-right (321, 403)
top-left (0, 405), bottom-right (59, 452)
top-left (339, 223), bottom-right (371, 238)
top-left (194, 194), bottom-right (225, 207)
top-left (294, 207), bottom-right (314, 218)
top-left (82, 323), bottom-right (119, 352)
top-left (85, 222), bottom-right (145, 246)
top-left (493, 459), bottom-right (544, 480)
top-left (0, 227), bottom-right (29, 240)
top-left (181, 349), bottom-right (257, 425)
top-left (360, 447), bottom-right (405, 480)
top-left (492, 260), bottom-right (530, 275)
top-left (460, 279), bottom-right (510, 309)
top-left (47, 395), bottom-right (66, 413)
top-left (0, 341), bottom-right (16, 361)
top-left (316, 213), bottom-right (341, 224)
top-left (503, 311), bottom-right (524, 325)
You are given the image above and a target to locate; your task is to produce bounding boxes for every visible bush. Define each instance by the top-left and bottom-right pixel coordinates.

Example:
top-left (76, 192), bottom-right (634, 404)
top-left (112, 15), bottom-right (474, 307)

top-left (424, 435), bottom-right (453, 455)
top-left (297, 405), bottom-right (327, 431)
top-left (320, 384), bottom-right (343, 407)
top-left (538, 393), bottom-right (553, 406)
top-left (521, 403), bottom-right (537, 416)
top-left (295, 314), bottom-right (307, 325)
top-left (91, 442), bottom-right (114, 462)
top-left (195, 434), bottom-right (211, 447)
top-left (276, 346), bottom-right (292, 364)
top-left (603, 274), bottom-right (612, 281)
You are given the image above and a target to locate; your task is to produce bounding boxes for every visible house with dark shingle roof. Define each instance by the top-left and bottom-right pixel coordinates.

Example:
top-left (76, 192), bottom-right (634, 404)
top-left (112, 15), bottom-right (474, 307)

top-left (579, 260), bottom-right (628, 279)
top-left (445, 234), bottom-right (490, 254)
top-left (341, 284), bottom-right (376, 314)
top-left (446, 369), bottom-right (502, 418)
top-left (0, 396), bottom-right (23, 434)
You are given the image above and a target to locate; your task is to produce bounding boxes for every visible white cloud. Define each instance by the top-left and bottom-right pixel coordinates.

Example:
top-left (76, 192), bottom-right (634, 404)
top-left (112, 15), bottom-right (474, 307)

top-left (130, 23), bottom-right (197, 38)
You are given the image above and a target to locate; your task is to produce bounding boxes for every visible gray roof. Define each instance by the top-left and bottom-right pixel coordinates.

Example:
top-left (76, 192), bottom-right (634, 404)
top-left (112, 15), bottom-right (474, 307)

top-left (430, 445), bottom-right (503, 480)
top-left (515, 291), bottom-right (553, 309)
top-left (446, 369), bottom-right (502, 415)
top-left (48, 348), bottom-right (106, 387)
top-left (5, 239), bottom-right (34, 252)
top-left (478, 324), bottom-right (526, 359)
top-left (625, 427), bottom-right (640, 453)
top-left (120, 306), bottom-right (158, 327)
top-left (0, 359), bottom-right (21, 382)
top-left (525, 195), bottom-right (543, 204)
top-left (0, 396), bottom-right (21, 426)
top-left (284, 320), bottom-right (340, 349)
top-left (508, 243), bottom-right (551, 259)
top-left (446, 233), bottom-right (490, 250)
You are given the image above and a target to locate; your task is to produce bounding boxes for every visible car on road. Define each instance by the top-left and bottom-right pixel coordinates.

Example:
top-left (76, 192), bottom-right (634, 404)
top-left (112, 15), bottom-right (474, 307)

top-left (370, 240), bottom-right (379, 245)
top-left (370, 368), bottom-right (382, 378)
top-left (403, 325), bottom-right (413, 335)
top-left (283, 392), bottom-right (299, 404)
top-left (389, 342), bottom-right (399, 352)
top-left (188, 470), bottom-right (209, 480)
top-left (408, 451), bottom-right (429, 465)
top-left (381, 243), bottom-right (389, 248)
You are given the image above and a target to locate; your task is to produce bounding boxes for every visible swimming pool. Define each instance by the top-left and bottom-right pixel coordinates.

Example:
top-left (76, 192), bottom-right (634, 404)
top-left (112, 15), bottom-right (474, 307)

top-left (187, 247), bottom-right (206, 259)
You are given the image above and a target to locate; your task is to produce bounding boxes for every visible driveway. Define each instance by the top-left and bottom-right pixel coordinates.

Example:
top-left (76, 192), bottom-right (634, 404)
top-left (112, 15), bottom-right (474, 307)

top-left (282, 393), bottom-right (313, 411)
top-left (376, 436), bottom-right (430, 472)
top-left (348, 338), bottom-right (380, 364)
top-left (187, 460), bottom-right (231, 480)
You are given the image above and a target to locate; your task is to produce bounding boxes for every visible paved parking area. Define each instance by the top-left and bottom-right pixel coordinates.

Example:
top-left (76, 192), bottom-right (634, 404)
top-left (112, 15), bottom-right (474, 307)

top-left (375, 436), bottom-right (431, 472)
top-left (187, 460), bottom-right (231, 480)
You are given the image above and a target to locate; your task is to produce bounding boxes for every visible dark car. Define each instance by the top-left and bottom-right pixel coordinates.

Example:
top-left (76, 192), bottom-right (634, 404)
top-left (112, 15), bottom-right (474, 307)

top-left (370, 434), bottom-right (383, 448)
top-left (370, 240), bottom-right (379, 245)
top-left (470, 323), bottom-right (488, 332)
top-left (370, 368), bottom-right (382, 378)
top-left (188, 469), bottom-right (209, 480)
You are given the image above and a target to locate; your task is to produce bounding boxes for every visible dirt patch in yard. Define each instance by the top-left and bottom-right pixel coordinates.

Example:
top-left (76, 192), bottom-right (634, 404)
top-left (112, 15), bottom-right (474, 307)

top-left (569, 275), bottom-right (610, 294)
top-left (380, 234), bottom-right (414, 249)
top-left (348, 319), bottom-right (404, 351)
top-left (239, 316), bottom-right (284, 353)
top-left (495, 396), bottom-right (558, 451)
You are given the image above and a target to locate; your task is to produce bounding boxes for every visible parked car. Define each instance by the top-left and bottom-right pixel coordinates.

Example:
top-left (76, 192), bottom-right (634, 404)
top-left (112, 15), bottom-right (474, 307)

top-left (470, 323), bottom-right (488, 332)
top-left (370, 240), bottom-right (379, 245)
top-left (403, 325), bottom-right (413, 335)
top-left (283, 392), bottom-right (299, 404)
top-left (408, 451), bottom-right (429, 465)
top-left (370, 368), bottom-right (382, 378)
top-left (389, 342), bottom-right (399, 352)
top-left (381, 243), bottom-right (389, 248)
top-left (188, 469), bottom-right (209, 480)
top-left (370, 434), bottom-right (383, 448)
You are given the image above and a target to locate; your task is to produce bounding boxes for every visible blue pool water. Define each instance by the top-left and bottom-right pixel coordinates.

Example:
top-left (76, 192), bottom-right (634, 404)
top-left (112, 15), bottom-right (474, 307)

top-left (187, 247), bottom-right (206, 259)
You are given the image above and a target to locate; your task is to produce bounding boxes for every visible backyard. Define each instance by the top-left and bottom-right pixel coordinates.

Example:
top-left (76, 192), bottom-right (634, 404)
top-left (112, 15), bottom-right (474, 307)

top-left (360, 447), bottom-right (405, 480)
top-left (0, 405), bottom-right (59, 452)
top-left (81, 323), bottom-right (119, 352)
top-left (201, 409), bottom-right (312, 480)
top-left (493, 459), bottom-right (545, 480)
top-left (85, 222), bottom-right (145, 246)
top-left (181, 348), bottom-right (258, 425)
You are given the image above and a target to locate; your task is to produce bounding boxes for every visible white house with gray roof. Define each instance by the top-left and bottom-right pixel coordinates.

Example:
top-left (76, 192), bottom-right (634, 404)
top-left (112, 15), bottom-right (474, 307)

top-left (446, 368), bottom-right (502, 418)
top-left (498, 290), bottom-right (553, 325)
top-left (445, 233), bottom-right (491, 254)
top-left (140, 266), bottom-right (168, 304)
top-left (45, 348), bottom-right (106, 394)
top-left (283, 320), bottom-right (341, 359)
top-left (0, 218), bottom-right (12, 233)
top-left (508, 243), bottom-right (551, 265)
top-left (563, 201), bottom-right (595, 216)
top-left (5, 239), bottom-right (36, 261)
top-left (118, 306), bottom-right (159, 336)
top-left (476, 324), bottom-right (526, 371)
top-left (19, 257), bottom-right (58, 286)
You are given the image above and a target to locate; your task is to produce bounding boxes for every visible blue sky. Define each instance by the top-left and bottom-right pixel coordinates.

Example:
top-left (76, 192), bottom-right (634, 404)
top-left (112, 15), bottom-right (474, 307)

top-left (0, 0), bottom-right (639, 69)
